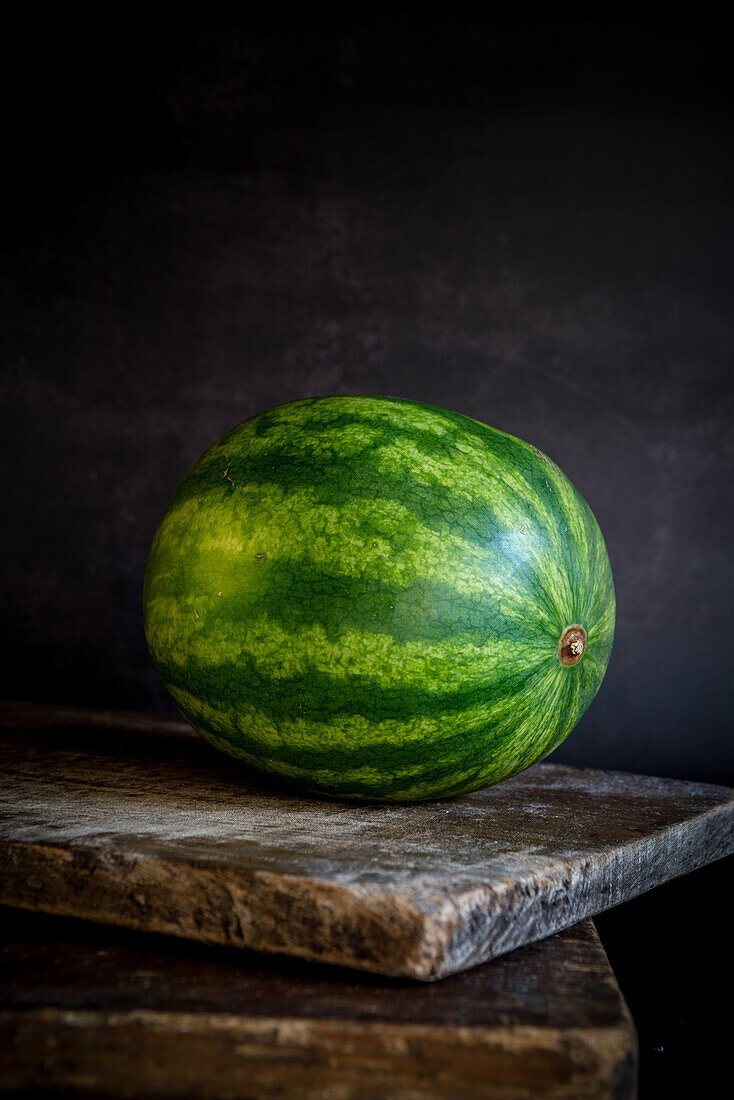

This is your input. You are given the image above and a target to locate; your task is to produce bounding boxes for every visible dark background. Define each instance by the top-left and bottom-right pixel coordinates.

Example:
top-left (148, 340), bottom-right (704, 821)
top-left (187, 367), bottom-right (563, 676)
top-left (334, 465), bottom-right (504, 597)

top-left (2, 14), bottom-right (732, 1096)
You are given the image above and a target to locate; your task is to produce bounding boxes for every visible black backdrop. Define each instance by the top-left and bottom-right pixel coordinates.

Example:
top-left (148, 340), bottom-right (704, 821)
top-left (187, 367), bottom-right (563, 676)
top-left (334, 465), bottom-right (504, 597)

top-left (2, 15), bottom-right (733, 1095)
top-left (3, 14), bottom-right (731, 785)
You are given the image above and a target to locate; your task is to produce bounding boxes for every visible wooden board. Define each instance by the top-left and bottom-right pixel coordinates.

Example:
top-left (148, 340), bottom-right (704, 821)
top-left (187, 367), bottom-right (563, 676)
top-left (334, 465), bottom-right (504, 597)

top-left (0, 906), bottom-right (637, 1099)
top-left (1, 699), bottom-right (733, 980)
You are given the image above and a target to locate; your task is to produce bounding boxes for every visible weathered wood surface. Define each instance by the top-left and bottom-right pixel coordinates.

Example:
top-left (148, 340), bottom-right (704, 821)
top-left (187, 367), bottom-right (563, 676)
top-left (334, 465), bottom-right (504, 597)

top-left (1, 699), bottom-right (732, 980)
top-left (0, 906), bottom-right (637, 1099)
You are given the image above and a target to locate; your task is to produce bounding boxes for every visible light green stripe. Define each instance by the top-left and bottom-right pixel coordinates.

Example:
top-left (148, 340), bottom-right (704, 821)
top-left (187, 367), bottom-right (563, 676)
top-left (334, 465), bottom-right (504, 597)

top-left (148, 606), bottom-right (550, 693)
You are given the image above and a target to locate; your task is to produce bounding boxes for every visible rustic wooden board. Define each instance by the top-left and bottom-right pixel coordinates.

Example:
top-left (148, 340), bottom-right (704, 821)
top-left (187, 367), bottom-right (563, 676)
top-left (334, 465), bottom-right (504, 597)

top-left (1, 700), bottom-right (732, 980)
top-left (0, 906), bottom-right (637, 1099)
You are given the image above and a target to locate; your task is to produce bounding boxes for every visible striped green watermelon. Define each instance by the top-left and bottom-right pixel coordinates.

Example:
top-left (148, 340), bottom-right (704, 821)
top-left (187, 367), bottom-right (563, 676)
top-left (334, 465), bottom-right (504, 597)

top-left (143, 396), bottom-right (615, 801)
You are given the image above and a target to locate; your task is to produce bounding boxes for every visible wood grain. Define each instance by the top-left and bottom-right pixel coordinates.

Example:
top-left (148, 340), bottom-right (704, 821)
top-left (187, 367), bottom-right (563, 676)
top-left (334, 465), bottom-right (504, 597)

top-left (1, 699), bottom-right (732, 980)
top-left (0, 906), bottom-right (637, 1099)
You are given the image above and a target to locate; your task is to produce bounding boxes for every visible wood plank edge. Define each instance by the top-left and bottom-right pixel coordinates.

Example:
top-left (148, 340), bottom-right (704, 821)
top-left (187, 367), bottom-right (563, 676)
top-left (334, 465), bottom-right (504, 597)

top-left (0, 1009), bottom-right (638, 1100)
top-left (1, 794), bottom-right (732, 981)
top-left (432, 799), bottom-right (734, 978)
top-left (0, 840), bottom-right (439, 979)
top-left (0, 698), bottom-right (193, 737)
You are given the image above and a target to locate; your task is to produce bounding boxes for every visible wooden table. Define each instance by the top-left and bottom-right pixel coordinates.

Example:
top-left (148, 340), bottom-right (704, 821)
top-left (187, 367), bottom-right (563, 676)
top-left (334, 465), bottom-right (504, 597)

top-left (3, 698), bottom-right (732, 1097)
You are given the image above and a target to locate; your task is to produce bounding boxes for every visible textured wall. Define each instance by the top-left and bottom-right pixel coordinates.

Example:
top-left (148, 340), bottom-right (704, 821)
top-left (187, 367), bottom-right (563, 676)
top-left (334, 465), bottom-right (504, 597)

top-left (3, 16), bottom-right (732, 783)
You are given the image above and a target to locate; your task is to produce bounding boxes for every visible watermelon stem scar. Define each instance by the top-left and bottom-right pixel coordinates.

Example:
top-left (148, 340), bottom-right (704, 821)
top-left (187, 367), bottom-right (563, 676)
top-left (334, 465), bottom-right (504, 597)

top-left (558, 625), bottom-right (587, 666)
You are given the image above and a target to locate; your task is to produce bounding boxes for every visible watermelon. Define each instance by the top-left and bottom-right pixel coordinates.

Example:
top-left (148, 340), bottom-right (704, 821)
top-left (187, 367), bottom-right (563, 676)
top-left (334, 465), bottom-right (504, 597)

top-left (143, 396), bottom-right (615, 801)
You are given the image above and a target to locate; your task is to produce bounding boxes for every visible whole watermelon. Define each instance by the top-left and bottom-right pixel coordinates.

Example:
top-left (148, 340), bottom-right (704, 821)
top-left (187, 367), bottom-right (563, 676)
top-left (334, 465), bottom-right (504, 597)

top-left (143, 396), bottom-right (615, 801)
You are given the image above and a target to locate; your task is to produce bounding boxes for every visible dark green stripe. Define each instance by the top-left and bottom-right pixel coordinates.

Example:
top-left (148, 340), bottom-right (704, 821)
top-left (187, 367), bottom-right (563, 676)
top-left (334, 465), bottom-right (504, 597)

top-left (156, 650), bottom-right (542, 725)
top-left (155, 559), bottom-right (565, 647)
top-left (173, 411), bottom-right (558, 550)
top-left (156, 650), bottom-right (603, 751)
